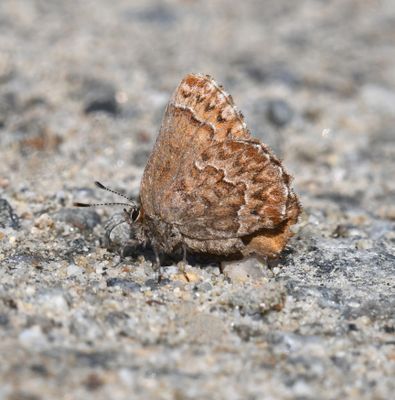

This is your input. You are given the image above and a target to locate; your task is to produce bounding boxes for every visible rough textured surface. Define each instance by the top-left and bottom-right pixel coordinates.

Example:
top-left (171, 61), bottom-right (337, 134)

top-left (0, 1), bottom-right (394, 399)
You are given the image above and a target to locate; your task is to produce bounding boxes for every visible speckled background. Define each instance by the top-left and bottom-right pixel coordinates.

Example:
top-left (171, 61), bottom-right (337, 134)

top-left (0, 1), bottom-right (394, 399)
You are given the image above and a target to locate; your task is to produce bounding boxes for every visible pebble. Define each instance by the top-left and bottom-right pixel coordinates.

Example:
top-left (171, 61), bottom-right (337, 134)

top-left (222, 257), bottom-right (267, 284)
top-left (82, 78), bottom-right (119, 115)
top-left (19, 325), bottom-right (46, 347)
top-left (53, 208), bottom-right (101, 231)
top-left (266, 99), bottom-right (294, 127)
top-left (34, 213), bottom-right (54, 229)
top-left (38, 291), bottom-right (69, 313)
top-left (0, 199), bottom-right (20, 229)
top-left (67, 264), bottom-right (83, 277)
top-left (106, 278), bottom-right (141, 293)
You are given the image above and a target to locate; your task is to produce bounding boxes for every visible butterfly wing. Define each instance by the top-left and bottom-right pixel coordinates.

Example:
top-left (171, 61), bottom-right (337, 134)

top-left (140, 73), bottom-right (251, 219)
top-left (140, 73), bottom-right (300, 243)
top-left (162, 139), bottom-right (299, 239)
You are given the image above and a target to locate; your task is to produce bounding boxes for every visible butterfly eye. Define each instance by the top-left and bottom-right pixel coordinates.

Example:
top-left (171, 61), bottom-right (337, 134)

top-left (131, 208), bottom-right (140, 222)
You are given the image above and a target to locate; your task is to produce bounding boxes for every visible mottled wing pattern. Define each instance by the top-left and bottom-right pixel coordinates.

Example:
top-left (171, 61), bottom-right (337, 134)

top-left (171, 74), bottom-right (251, 141)
top-left (166, 140), bottom-right (298, 239)
top-left (140, 73), bottom-right (251, 218)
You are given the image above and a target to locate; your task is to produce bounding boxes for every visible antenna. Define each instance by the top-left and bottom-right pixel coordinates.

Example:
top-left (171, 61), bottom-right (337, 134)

top-left (73, 181), bottom-right (137, 208)
top-left (94, 181), bottom-right (135, 203)
top-left (73, 201), bottom-right (133, 208)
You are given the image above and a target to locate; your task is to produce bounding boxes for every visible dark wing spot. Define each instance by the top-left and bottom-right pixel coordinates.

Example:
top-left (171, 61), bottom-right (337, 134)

top-left (217, 114), bottom-right (226, 122)
top-left (205, 103), bottom-right (215, 112)
top-left (251, 190), bottom-right (267, 202)
top-left (200, 150), bottom-right (211, 162)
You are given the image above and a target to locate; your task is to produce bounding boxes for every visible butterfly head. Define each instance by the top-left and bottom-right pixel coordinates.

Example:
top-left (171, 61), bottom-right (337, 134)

top-left (124, 204), bottom-right (143, 225)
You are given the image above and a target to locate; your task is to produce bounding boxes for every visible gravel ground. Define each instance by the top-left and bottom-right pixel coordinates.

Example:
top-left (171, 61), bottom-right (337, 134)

top-left (0, 1), bottom-right (394, 399)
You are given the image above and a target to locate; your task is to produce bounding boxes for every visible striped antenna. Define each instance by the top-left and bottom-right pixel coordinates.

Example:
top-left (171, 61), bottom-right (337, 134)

top-left (73, 201), bottom-right (133, 208)
top-left (73, 181), bottom-right (136, 208)
top-left (94, 181), bottom-right (135, 203)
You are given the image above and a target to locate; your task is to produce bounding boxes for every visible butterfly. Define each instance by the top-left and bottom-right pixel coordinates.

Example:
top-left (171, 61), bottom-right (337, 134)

top-left (76, 74), bottom-right (301, 269)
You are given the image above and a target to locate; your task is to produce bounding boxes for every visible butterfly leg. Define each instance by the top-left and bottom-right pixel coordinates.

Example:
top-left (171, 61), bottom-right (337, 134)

top-left (177, 244), bottom-right (190, 282)
top-left (182, 243), bottom-right (187, 264)
top-left (152, 246), bottom-right (164, 283)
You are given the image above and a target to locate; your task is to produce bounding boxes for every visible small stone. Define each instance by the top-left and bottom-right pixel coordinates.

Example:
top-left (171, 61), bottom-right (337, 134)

top-left (233, 324), bottom-right (264, 341)
top-left (34, 213), bottom-right (54, 229)
top-left (0, 177), bottom-right (10, 188)
top-left (82, 78), bottom-right (119, 115)
top-left (144, 278), bottom-right (171, 290)
top-left (130, 4), bottom-right (177, 25)
top-left (172, 271), bottom-right (201, 283)
top-left (53, 208), bottom-right (100, 231)
top-left (83, 372), bottom-right (104, 391)
top-left (0, 314), bottom-right (9, 326)
top-left (194, 281), bottom-right (213, 292)
top-left (331, 224), bottom-right (350, 238)
top-left (0, 92), bottom-right (17, 128)
top-left (355, 239), bottom-right (373, 250)
top-left (266, 99), bottom-right (294, 127)
top-left (0, 198), bottom-right (20, 229)
top-left (106, 278), bottom-right (141, 293)
top-left (19, 325), bottom-right (46, 347)
top-left (38, 291), bottom-right (69, 313)
top-left (67, 264), bottom-right (83, 277)
top-left (222, 257), bottom-right (267, 284)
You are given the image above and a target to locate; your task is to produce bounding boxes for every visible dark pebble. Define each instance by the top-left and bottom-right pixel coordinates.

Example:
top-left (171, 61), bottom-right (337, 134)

top-left (3, 253), bottom-right (43, 269)
top-left (244, 64), bottom-right (300, 86)
top-left (66, 238), bottom-right (90, 255)
top-left (194, 282), bottom-right (213, 292)
top-left (53, 208), bottom-right (101, 230)
top-left (81, 78), bottom-right (118, 115)
top-left (244, 66), bottom-right (267, 82)
top-left (0, 91), bottom-right (18, 127)
top-left (0, 314), bottom-right (9, 326)
top-left (74, 350), bottom-right (113, 368)
top-left (106, 278), bottom-right (141, 293)
top-left (266, 99), bottom-right (294, 127)
top-left (144, 278), bottom-right (171, 290)
top-left (30, 364), bottom-right (49, 376)
top-left (84, 372), bottom-right (104, 391)
top-left (233, 324), bottom-right (263, 342)
top-left (0, 198), bottom-right (20, 229)
top-left (348, 323), bottom-right (358, 332)
top-left (383, 325), bottom-right (395, 333)
top-left (126, 4), bottom-right (177, 25)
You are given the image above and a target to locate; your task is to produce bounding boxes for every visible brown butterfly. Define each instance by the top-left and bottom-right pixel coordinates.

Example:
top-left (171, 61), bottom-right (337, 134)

top-left (76, 74), bottom-right (301, 269)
